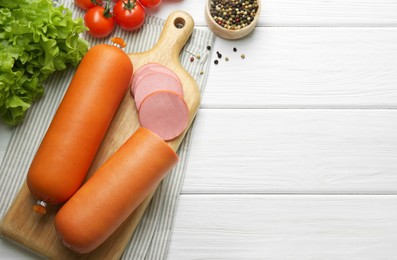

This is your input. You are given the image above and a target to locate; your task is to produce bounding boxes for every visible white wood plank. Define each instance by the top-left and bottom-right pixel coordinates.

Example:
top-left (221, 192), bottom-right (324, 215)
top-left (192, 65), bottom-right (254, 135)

top-left (183, 109), bottom-right (397, 193)
top-left (260, 0), bottom-right (397, 26)
top-left (168, 195), bottom-right (397, 260)
top-left (151, 0), bottom-right (397, 26)
top-left (203, 27), bottom-right (397, 108)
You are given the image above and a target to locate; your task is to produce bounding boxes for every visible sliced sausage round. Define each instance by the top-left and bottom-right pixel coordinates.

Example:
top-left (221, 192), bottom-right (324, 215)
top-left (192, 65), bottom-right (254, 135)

top-left (131, 63), bottom-right (161, 96)
top-left (138, 90), bottom-right (189, 141)
top-left (134, 73), bottom-right (184, 110)
top-left (131, 63), bottom-right (180, 97)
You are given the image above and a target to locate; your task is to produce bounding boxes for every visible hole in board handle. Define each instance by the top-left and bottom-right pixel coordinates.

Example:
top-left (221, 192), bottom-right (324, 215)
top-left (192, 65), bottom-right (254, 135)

top-left (174, 17), bottom-right (185, 29)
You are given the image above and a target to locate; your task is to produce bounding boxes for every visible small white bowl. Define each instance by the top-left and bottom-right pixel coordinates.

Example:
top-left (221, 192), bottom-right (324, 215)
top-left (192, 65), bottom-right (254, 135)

top-left (205, 0), bottom-right (261, 40)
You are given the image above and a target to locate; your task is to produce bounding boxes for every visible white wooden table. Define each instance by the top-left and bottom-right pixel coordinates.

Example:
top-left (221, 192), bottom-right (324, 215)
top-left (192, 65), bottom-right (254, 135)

top-left (1, 0), bottom-right (397, 259)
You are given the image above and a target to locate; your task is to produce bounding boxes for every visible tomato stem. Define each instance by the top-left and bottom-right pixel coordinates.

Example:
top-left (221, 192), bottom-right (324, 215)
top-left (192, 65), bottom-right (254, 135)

top-left (90, 0), bottom-right (101, 5)
top-left (103, 0), bottom-right (113, 18)
top-left (123, 0), bottom-right (137, 11)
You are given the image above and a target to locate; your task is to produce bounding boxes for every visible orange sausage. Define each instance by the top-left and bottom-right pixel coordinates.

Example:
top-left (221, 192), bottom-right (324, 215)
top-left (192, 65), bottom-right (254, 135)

top-left (27, 44), bottom-right (133, 214)
top-left (54, 127), bottom-right (178, 253)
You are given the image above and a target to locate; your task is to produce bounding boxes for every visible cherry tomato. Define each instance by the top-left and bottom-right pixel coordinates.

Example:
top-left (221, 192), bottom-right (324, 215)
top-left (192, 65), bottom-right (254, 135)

top-left (113, 0), bottom-right (145, 31)
top-left (74, 0), bottom-right (102, 10)
top-left (138, 0), bottom-right (161, 8)
top-left (84, 6), bottom-right (115, 38)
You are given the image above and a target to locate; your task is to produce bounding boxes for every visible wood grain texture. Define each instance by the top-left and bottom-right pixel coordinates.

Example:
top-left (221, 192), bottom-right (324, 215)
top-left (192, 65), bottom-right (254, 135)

top-left (183, 109), bottom-right (397, 193)
top-left (168, 195), bottom-right (397, 259)
top-left (0, 11), bottom-right (200, 259)
top-left (150, 0), bottom-right (397, 26)
top-left (202, 28), bottom-right (397, 108)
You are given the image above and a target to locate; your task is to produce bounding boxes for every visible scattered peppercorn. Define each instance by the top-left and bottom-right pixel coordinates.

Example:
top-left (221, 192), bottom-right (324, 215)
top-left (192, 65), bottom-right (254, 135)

top-left (241, 54), bottom-right (246, 59)
top-left (209, 0), bottom-right (259, 30)
top-left (200, 71), bottom-right (204, 75)
top-left (225, 57), bottom-right (229, 61)
top-left (190, 57), bottom-right (194, 62)
top-left (196, 54), bottom-right (201, 59)
top-left (207, 45), bottom-right (212, 51)
top-left (233, 47), bottom-right (237, 52)
top-left (214, 60), bottom-right (219, 65)
top-left (217, 53), bottom-right (222, 59)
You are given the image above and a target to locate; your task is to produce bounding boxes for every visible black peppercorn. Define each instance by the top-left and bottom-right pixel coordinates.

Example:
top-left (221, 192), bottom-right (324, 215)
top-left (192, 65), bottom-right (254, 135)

top-left (209, 0), bottom-right (258, 30)
top-left (214, 60), bottom-right (219, 65)
top-left (233, 47), bottom-right (237, 52)
top-left (207, 45), bottom-right (212, 51)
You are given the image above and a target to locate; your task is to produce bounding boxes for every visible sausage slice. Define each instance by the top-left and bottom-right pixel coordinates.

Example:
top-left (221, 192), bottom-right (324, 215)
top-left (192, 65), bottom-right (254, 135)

top-left (134, 73), bottom-right (184, 110)
top-left (131, 63), bottom-right (180, 97)
top-left (138, 90), bottom-right (189, 141)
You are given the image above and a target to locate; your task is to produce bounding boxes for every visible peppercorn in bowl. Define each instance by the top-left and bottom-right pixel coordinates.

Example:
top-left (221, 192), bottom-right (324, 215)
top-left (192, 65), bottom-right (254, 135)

top-left (205, 0), bottom-right (261, 40)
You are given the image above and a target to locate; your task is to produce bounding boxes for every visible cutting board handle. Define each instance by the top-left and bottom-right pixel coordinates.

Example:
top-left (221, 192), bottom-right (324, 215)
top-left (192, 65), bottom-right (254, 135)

top-left (151, 11), bottom-right (195, 63)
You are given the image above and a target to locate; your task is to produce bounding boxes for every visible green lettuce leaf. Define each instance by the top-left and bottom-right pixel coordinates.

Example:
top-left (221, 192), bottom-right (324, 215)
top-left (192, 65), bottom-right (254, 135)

top-left (0, 0), bottom-right (88, 125)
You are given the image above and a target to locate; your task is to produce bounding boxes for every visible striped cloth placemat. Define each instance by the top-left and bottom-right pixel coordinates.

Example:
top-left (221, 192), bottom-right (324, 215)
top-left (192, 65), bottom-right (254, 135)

top-left (0, 1), bottom-right (214, 259)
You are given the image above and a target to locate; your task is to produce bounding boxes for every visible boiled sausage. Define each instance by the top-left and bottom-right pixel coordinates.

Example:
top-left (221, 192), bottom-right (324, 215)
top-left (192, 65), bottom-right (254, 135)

top-left (55, 127), bottom-right (178, 253)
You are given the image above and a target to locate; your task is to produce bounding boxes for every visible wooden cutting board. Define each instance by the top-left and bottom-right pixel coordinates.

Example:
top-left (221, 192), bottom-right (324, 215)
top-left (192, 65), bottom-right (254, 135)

top-left (0, 10), bottom-right (200, 259)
